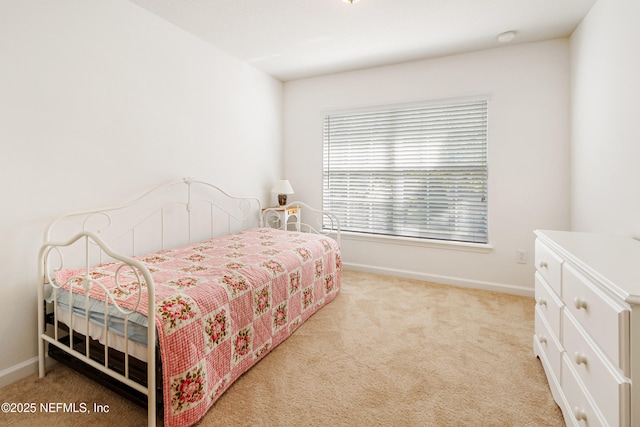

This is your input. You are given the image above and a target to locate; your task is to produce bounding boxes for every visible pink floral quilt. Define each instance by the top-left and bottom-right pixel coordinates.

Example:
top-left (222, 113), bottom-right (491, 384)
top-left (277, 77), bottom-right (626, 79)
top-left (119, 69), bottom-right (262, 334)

top-left (55, 227), bottom-right (342, 426)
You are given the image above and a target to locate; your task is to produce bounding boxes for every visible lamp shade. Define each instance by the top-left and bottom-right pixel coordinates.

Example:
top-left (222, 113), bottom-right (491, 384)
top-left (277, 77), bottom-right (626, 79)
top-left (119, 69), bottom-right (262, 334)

top-left (272, 179), bottom-right (294, 195)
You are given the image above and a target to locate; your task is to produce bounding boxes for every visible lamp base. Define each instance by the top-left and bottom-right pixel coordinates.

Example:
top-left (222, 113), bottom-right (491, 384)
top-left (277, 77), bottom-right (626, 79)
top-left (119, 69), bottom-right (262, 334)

top-left (278, 194), bottom-right (287, 206)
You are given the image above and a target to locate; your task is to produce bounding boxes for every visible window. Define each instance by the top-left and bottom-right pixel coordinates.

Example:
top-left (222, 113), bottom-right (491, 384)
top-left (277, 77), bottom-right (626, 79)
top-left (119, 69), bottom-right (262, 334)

top-left (322, 98), bottom-right (488, 244)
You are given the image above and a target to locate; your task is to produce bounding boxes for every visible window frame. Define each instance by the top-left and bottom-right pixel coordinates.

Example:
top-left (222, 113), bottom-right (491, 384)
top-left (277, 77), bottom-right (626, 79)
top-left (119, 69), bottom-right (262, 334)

top-left (322, 96), bottom-right (490, 247)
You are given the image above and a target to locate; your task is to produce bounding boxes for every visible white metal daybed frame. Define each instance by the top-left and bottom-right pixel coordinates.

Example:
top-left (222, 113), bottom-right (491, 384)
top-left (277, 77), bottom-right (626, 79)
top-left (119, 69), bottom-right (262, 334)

top-left (37, 177), bottom-right (340, 426)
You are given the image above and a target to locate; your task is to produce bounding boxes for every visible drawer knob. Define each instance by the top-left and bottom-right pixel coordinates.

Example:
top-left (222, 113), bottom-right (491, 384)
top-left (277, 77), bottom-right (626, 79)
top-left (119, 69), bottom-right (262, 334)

top-left (536, 297), bottom-right (547, 307)
top-left (539, 336), bottom-right (548, 345)
top-left (539, 261), bottom-right (548, 269)
top-left (574, 352), bottom-right (588, 366)
top-left (574, 297), bottom-right (588, 310)
top-left (573, 407), bottom-right (587, 421)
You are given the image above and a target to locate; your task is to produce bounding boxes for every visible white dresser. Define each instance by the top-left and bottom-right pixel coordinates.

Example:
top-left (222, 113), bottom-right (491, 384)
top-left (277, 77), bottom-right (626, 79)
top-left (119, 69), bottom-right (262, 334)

top-left (533, 230), bottom-right (640, 427)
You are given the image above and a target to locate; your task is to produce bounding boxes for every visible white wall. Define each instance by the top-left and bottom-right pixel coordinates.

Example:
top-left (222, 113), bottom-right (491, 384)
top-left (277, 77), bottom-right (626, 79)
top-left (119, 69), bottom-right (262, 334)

top-left (0, 0), bottom-right (282, 386)
top-left (570, 0), bottom-right (640, 235)
top-left (283, 39), bottom-right (571, 294)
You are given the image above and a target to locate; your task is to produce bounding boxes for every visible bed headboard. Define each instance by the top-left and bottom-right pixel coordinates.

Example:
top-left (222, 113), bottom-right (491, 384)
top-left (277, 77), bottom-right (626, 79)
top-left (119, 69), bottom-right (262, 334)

top-left (262, 201), bottom-right (341, 246)
top-left (43, 177), bottom-right (262, 268)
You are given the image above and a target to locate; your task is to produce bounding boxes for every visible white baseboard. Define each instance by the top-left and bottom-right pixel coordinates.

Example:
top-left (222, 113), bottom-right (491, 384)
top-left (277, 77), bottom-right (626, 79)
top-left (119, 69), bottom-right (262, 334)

top-left (0, 356), bottom-right (39, 389)
top-left (343, 262), bottom-right (534, 297)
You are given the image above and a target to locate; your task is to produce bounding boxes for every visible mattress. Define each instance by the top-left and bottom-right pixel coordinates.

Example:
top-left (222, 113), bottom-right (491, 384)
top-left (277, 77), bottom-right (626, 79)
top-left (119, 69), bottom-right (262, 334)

top-left (47, 290), bottom-right (150, 345)
top-left (53, 304), bottom-right (149, 361)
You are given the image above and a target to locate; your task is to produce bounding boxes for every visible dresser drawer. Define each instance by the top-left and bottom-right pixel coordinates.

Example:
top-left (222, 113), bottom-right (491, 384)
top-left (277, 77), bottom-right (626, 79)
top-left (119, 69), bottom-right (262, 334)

top-left (535, 306), bottom-right (562, 382)
top-left (535, 272), bottom-right (562, 338)
top-left (563, 263), bottom-right (630, 373)
top-left (563, 311), bottom-right (629, 426)
top-left (561, 355), bottom-right (606, 427)
top-left (535, 240), bottom-right (563, 296)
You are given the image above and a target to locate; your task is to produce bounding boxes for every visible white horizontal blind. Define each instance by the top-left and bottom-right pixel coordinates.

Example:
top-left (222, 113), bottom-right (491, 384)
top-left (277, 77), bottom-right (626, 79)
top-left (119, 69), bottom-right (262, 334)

top-left (323, 99), bottom-right (488, 244)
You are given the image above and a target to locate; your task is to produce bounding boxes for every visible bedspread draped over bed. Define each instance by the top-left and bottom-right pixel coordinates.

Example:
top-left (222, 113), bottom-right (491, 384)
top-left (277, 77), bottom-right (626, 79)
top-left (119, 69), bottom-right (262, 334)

top-left (55, 227), bottom-right (342, 427)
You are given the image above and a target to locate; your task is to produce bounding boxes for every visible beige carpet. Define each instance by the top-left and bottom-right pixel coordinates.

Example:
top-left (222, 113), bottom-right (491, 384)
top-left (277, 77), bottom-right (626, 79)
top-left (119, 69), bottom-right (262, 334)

top-left (0, 270), bottom-right (563, 426)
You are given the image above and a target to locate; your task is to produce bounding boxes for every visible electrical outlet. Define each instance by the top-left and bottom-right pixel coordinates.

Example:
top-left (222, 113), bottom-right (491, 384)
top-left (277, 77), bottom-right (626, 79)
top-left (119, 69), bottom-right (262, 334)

top-left (516, 250), bottom-right (527, 264)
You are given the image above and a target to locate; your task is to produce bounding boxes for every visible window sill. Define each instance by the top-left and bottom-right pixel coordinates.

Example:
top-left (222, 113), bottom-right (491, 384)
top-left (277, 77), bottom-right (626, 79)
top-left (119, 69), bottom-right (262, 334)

top-left (340, 231), bottom-right (493, 253)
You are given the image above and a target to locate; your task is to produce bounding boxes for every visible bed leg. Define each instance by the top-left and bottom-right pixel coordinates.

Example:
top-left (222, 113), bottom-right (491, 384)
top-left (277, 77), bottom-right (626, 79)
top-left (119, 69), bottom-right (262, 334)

top-left (38, 300), bottom-right (46, 378)
top-left (38, 340), bottom-right (45, 378)
top-left (147, 329), bottom-right (156, 425)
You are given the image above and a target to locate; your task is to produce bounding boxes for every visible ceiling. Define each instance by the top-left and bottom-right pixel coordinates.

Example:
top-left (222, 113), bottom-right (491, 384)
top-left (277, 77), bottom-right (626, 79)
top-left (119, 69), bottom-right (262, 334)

top-left (128, 0), bottom-right (597, 82)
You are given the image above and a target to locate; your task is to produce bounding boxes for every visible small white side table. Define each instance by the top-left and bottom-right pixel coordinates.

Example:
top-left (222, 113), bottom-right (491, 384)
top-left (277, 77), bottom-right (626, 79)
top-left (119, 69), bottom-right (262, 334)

top-left (263, 206), bottom-right (301, 231)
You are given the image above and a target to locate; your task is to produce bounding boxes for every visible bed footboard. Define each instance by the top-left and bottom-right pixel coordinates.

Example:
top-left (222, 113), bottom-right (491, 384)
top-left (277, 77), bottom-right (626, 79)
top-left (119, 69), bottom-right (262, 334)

top-left (45, 323), bottom-right (163, 409)
top-left (38, 230), bottom-right (158, 426)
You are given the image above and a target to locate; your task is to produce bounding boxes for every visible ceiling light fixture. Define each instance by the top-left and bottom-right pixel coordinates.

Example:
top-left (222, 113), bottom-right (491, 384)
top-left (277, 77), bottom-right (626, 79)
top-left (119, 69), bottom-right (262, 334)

top-left (342, 0), bottom-right (360, 4)
top-left (497, 31), bottom-right (517, 43)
